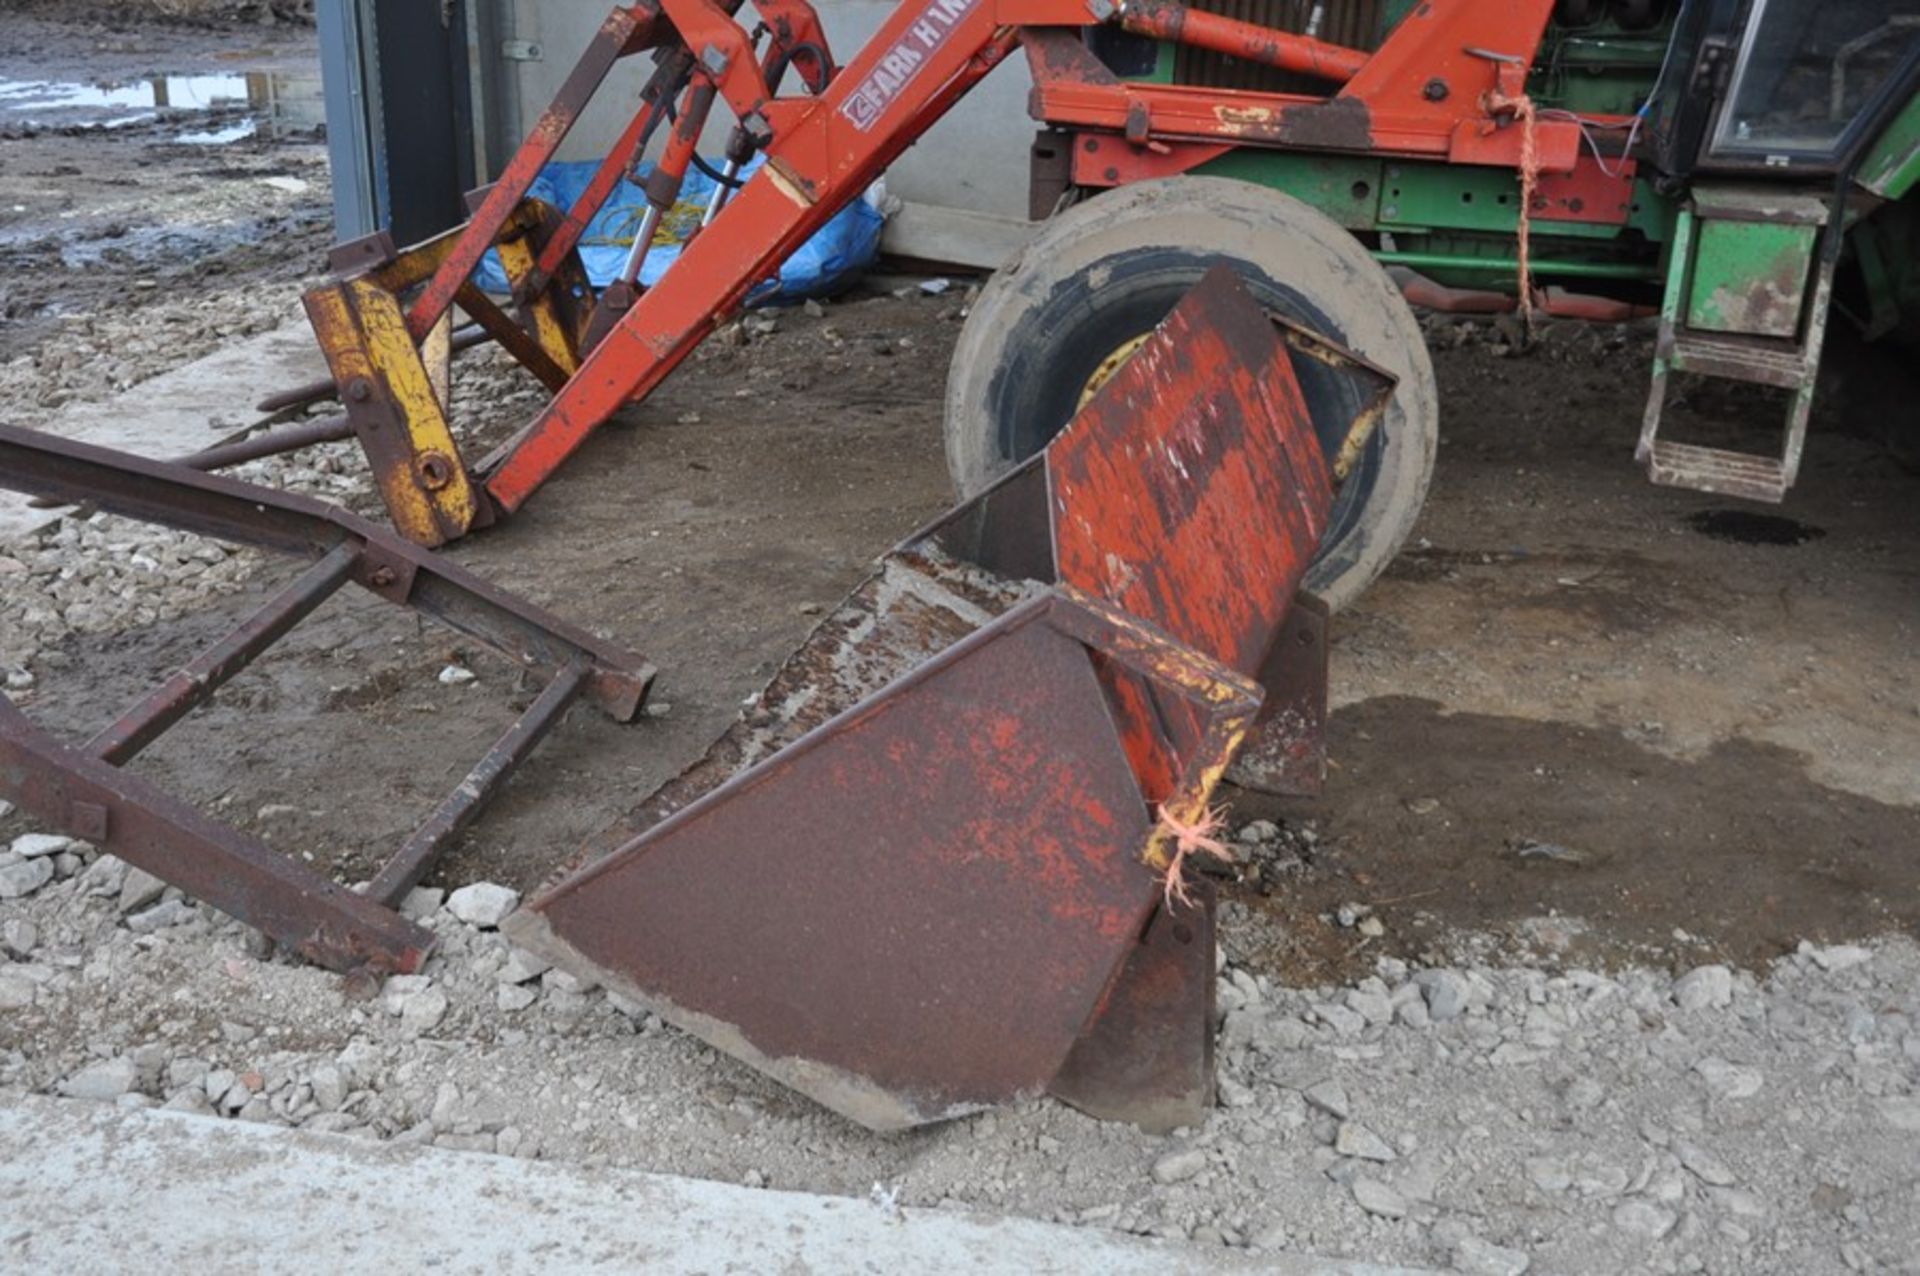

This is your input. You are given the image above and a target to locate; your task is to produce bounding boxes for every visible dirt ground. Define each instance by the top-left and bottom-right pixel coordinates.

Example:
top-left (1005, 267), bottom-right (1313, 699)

top-left (4, 15), bottom-right (1919, 989)
top-left (0, 18), bottom-right (326, 369)
top-left (7, 0), bottom-right (312, 31)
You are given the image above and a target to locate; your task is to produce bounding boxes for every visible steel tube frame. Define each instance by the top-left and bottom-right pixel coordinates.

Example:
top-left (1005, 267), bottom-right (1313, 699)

top-left (85, 543), bottom-right (363, 766)
top-left (0, 426), bottom-right (652, 716)
top-left (178, 415), bottom-right (358, 472)
top-left (366, 657), bottom-right (592, 905)
top-left (0, 694), bottom-right (436, 973)
top-left (0, 425), bottom-right (655, 976)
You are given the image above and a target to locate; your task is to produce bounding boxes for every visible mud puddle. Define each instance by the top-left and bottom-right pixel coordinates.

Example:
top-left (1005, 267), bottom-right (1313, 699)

top-left (22, 209), bottom-right (315, 271)
top-left (0, 70), bottom-right (323, 141)
top-left (0, 23), bottom-right (333, 362)
top-left (1686, 507), bottom-right (1827, 546)
top-left (1230, 695), bottom-right (1920, 984)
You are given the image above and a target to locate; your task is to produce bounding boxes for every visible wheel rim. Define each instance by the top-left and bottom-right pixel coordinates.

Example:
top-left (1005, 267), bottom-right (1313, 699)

top-left (1075, 334), bottom-right (1153, 411)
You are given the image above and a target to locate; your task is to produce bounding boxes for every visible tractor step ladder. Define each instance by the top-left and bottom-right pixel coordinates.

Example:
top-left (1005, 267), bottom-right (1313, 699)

top-left (1637, 184), bottom-right (1836, 504)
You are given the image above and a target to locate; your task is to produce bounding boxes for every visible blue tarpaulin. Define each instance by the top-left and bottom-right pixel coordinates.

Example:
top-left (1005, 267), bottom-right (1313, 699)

top-left (473, 157), bottom-right (884, 303)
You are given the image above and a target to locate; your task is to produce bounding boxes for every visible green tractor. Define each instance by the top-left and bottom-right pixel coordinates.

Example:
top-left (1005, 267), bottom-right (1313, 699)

top-left (947, 0), bottom-right (1920, 609)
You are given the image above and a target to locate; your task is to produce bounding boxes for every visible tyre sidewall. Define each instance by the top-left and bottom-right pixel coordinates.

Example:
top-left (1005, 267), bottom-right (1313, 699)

top-left (945, 178), bottom-right (1438, 611)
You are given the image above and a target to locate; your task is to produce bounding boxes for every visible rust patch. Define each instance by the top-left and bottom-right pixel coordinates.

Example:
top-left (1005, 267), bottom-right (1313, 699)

top-left (1269, 95), bottom-right (1374, 150)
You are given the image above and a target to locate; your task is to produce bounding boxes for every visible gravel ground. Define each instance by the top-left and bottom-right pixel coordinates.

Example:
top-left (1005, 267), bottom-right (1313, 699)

top-left (0, 177), bottom-right (387, 672)
top-left (12, 304), bottom-right (1913, 1271)
top-left (0, 289), bottom-right (303, 420)
top-left (0, 826), bottom-right (1915, 1275)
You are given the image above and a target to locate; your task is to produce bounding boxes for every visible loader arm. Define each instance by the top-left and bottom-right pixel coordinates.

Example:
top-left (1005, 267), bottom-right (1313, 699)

top-left (478, 1), bottom-right (1038, 512)
top-left (296, 0), bottom-right (1567, 544)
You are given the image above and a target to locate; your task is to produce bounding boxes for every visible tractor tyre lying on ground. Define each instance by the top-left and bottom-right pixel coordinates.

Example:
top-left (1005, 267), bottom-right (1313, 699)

top-left (944, 177), bottom-right (1439, 613)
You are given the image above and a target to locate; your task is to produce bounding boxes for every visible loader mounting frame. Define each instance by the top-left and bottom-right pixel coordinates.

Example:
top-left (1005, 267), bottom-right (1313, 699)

top-left (0, 427), bottom-right (653, 978)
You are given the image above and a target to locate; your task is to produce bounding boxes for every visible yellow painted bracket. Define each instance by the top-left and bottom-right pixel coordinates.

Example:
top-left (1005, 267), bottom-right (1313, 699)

top-left (305, 278), bottom-right (481, 548)
top-left (299, 199), bottom-right (596, 547)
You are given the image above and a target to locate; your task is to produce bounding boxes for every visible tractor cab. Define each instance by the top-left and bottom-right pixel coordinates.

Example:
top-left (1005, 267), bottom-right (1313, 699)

top-left (1647, 0), bottom-right (1920, 179)
top-left (1636, 0), bottom-right (1920, 500)
top-left (1059, 0), bottom-right (1920, 509)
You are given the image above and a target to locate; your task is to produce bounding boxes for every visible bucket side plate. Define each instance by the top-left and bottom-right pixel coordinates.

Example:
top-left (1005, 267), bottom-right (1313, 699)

top-left (513, 605), bottom-right (1160, 1130)
top-left (1046, 262), bottom-right (1335, 678)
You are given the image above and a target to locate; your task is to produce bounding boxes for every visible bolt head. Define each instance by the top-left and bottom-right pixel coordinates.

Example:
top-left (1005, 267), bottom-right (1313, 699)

top-left (416, 453), bottom-right (457, 492)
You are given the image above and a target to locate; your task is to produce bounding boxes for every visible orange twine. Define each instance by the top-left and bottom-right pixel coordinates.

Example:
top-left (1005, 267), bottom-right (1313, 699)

top-left (1489, 88), bottom-right (1542, 337)
top-left (1154, 802), bottom-right (1234, 910)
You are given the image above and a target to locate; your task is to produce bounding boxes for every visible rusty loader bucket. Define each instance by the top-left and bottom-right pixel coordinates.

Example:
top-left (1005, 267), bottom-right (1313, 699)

top-left (506, 267), bottom-right (1393, 1132)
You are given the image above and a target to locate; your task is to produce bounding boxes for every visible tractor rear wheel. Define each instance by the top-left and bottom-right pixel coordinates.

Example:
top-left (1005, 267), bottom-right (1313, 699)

top-left (944, 177), bottom-right (1438, 612)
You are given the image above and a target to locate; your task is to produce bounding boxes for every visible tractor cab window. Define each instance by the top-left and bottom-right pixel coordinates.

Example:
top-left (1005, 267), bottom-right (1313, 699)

top-left (1710, 0), bottom-right (1920, 165)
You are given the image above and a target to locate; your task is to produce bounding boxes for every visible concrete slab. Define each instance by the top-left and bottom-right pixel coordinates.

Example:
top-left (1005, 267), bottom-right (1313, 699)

top-left (0, 321), bottom-right (327, 544)
top-left (882, 201), bottom-right (1037, 271)
top-left (0, 1097), bottom-right (1441, 1275)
